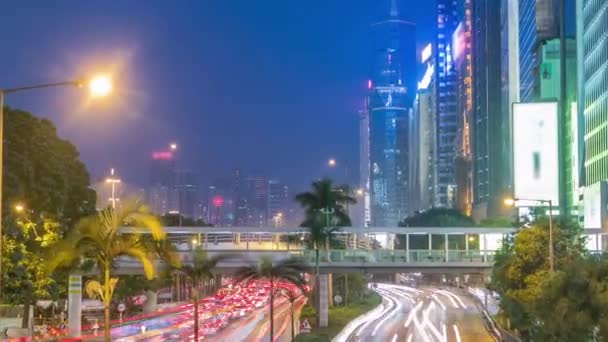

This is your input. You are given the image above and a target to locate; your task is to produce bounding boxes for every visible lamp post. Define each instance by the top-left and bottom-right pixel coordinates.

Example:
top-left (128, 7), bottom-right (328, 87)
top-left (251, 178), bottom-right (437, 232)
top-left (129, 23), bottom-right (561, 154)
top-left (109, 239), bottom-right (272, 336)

top-left (105, 168), bottom-right (121, 209)
top-left (0, 75), bottom-right (112, 298)
top-left (504, 197), bottom-right (554, 272)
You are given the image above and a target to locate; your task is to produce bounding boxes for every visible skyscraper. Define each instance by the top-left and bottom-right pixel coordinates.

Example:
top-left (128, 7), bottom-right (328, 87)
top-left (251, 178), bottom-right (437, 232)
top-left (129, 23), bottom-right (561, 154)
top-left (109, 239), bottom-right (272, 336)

top-left (267, 179), bottom-right (288, 225)
top-left (472, 0), bottom-right (511, 219)
top-left (410, 43), bottom-right (437, 214)
top-left (175, 170), bottom-right (199, 218)
top-left (358, 109), bottom-right (371, 226)
top-left (246, 176), bottom-right (268, 227)
top-left (538, 37), bottom-right (578, 214)
top-left (577, 0), bottom-right (608, 227)
top-left (147, 151), bottom-right (175, 215)
top-left (453, 0), bottom-right (474, 216)
top-left (366, 0), bottom-right (415, 226)
top-left (518, 0), bottom-right (559, 102)
top-left (435, 0), bottom-right (461, 208)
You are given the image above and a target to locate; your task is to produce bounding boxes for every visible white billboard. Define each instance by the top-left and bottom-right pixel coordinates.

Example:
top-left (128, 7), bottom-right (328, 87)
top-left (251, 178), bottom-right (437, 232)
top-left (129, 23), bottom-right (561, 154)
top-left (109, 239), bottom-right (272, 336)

top-left (513, 102), bottom-right (559, 205)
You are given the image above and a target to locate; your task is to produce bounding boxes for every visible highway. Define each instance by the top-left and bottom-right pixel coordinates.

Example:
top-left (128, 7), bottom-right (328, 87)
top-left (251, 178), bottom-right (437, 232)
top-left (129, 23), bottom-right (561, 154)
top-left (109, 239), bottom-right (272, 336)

top-left (104, 289), bottom-right (306, 342)
top-left (338, 283), bottom-right (495, 342)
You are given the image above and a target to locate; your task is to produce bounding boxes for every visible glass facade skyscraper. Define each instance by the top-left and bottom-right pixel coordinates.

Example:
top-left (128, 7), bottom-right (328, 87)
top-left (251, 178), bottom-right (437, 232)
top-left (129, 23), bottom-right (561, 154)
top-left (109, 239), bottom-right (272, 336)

top-left (366, 0), bottom-right (415, 226)
top-left (577, 0), bottom-right (608, 186)
top-left (519, 0), bottom-right (559, 102)
top-left (435, 0), bottom-right (461, 207)
top-left (472, 0), bottom-right (511, 218)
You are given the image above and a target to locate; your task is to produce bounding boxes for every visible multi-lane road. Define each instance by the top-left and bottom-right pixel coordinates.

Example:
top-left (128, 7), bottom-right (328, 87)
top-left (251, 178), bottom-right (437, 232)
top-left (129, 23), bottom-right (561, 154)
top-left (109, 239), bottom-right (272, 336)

top-left (97, 281), bottom-right (494, 342)
top-left (337, 283), bottom-right (495, 342)
top-left (108, 291), bottom-right (306, 342)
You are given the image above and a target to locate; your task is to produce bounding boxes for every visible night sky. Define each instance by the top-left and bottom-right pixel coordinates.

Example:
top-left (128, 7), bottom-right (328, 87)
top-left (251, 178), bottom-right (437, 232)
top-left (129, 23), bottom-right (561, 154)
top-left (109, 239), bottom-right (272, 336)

top-left (0, 0), bottom-right (435, 193)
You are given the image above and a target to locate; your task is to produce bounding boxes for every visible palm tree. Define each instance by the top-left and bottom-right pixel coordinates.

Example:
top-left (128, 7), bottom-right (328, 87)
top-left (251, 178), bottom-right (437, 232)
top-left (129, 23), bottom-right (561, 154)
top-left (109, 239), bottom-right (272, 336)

top-left (295, 178), bottom-right (355, 313)
top-left (234, 257), bottom-right (308, 342)
top-left (180, 247), bottom-right (230, 342)
top-left (48, 200), bottom-right (167, 342)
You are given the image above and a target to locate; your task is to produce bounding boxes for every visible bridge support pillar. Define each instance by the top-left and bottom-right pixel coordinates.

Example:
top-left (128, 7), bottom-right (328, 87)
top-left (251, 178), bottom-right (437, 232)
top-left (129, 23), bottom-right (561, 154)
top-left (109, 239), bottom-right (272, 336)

top-left (67, 274), bottom-right (82, 337)
top-left (445, 234), bottom-right (449, 262)
top-left (318, 274), bottom-right (329, 327)
top-left (483, 234), bottom-right (488, 262)
top-left (428, 234), bottom-right (432, 251)
top-left (405, 234), bottom-right (410, 262)
top-left (465, 234), bottom-right (469, 252)
top-left (352, 234), bottom-right (357, 249)
top-left (235, 233), bottom-right (241, 245)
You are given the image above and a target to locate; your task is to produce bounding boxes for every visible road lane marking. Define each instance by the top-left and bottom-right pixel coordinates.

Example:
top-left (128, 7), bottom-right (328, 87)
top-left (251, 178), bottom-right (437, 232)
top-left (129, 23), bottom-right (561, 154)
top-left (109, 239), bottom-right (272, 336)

top-left (431, 294), bottom-right (447, 311)
top-left (371, 291), bottom-right (400, 336)
top-left (453, 324), bottom-right (462, 342)
top-left (391, 333), bottom-right (398, 342)
top-left (404, 301), bottom-right (423, 328)
top-left (406, 333), bottom-right (413, 342)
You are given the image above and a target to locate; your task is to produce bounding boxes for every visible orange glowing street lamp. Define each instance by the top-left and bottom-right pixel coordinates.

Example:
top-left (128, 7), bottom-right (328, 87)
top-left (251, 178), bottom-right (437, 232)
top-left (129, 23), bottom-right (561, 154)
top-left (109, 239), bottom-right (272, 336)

top-left (0, 73), bottom-right (113, 297)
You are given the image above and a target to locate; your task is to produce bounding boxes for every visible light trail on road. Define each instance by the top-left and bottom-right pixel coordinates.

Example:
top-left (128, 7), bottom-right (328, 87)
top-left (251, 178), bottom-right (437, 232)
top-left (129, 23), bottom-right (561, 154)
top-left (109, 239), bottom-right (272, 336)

top-left (341, 283), bottom-right (495, 342)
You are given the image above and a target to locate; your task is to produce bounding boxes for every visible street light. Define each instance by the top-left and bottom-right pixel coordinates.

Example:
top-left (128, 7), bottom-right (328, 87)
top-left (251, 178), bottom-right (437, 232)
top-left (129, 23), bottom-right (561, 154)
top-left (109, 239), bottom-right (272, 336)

top-left (105, 168), bottom-right (121, 209)
top-left (0, 74), bottom-right (113, 298)
top-left (170, 142), bottom-right (178, 151)
top-left (87, 74), bottom-right (113, 98)
top-left (328, 158), bottom-right (337, 167)
top-left (504, 197), bottom-right (554, 272)
top-left (14, 204), bottom-right (24, 213)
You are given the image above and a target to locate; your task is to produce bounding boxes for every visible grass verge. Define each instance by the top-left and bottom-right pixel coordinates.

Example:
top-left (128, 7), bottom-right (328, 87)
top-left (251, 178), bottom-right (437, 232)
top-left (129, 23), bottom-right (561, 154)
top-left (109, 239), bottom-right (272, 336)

top-left (295, 293), bottom-right (382, 342)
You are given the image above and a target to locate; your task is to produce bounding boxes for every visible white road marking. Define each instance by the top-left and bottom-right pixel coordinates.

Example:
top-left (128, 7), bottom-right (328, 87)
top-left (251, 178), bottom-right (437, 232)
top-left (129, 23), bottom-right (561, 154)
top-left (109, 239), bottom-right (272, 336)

top-left (453, 324), bottom-right (462, 342)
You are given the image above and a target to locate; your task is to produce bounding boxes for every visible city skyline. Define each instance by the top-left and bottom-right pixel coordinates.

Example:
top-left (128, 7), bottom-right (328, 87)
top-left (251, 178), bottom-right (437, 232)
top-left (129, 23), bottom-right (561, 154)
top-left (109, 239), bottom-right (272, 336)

top-left (0, 1), bottom-right (435, 195)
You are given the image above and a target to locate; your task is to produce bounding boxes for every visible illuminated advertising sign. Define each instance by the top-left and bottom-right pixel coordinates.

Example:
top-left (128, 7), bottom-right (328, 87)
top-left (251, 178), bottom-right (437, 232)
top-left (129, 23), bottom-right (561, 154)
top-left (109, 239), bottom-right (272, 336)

top-left (152, 151), bottom-right (173, 160)
top-left (421, 43), bottom-right (432, 63)
top-left (451, 22), bottom-right (465, 66)
top-left (513, 102), bottom-right (559, 205)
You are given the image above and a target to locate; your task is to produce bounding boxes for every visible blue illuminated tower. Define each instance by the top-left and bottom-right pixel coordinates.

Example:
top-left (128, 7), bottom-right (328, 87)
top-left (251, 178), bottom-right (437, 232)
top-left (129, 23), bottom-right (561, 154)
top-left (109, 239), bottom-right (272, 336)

top-left (366, 0), bottom-right (416, 226)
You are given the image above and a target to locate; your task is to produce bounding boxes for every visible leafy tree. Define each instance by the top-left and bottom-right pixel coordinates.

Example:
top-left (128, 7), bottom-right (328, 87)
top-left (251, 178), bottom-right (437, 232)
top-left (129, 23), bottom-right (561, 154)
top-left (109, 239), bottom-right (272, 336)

top-left (234, 257), bottom-right (308, 342)
top-left (399, 208), bottom-right (474, 227)
top-left (3, 106), bottom-right (96, 225)
top-left (489, 216), bottom-right (586, 339)
top-left (179, 248), bottom-right (229, 342)
top-left (1, 107), bottom-right (96, 325)
top-left (48, 201), bottom-right (167, 342)
top-left (396, 208), bottom-right (474, 250)
top-left (531, 257), bottom-right (608, 341)
top-left (477, 216), bottom-right (516, 227)
top-left (3, 215), bottom-right (61, 327)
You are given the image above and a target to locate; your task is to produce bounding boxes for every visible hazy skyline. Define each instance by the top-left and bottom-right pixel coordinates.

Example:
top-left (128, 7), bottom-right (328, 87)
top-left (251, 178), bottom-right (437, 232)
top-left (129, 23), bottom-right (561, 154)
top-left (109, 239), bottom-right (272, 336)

top-left (0, 0), bottom-right (435, 193)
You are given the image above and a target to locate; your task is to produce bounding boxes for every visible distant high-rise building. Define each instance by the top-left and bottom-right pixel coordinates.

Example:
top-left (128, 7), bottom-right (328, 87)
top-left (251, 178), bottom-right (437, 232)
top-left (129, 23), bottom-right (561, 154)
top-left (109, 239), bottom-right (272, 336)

top-left (472, 0), bottom-right (511, 219)
top-left (232, 168), bottom-right (249, 226)
top-left (577, 0), bottom-right (608, 227)
top-left (518, 0), bottom-right (559, 102)
top-left (267, 179), bottom-right (288, 225)
top-left (246, 176), bottom-right (268, 227)
top-left (366, 0), bottom-right (415, 226)
top-left (175, 170), bottom-right (198, 218)
top-left (147, 151), bottom-right (175, 215)
top-left (435, 0), bottom-right (461, 208)
top-left (358, 109), bottom-right (371, 226)
top-left (453, 0), bottom-right (474, 216)
top-left (499, 0), bottom-right (519, 210)
top-left (538, 37), bottom-right (578, 214)
top-left (410, 43), bottom-right (437, 214)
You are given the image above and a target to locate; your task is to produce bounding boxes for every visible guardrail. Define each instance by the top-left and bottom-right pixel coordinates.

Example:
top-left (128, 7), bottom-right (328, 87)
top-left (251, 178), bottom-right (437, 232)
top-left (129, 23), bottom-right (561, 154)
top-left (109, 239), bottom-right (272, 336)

top-left (293, 249), bottom-right (496, 264)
